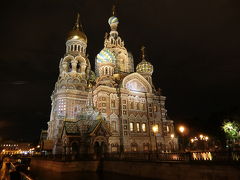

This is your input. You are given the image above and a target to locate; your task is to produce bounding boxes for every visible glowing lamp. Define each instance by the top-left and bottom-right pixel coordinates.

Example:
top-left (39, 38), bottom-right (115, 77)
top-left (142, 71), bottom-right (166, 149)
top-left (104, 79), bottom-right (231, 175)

top-left (179, 126), bottom-right (185, 133)
top-left (152, 125), bottom-right (158, 133)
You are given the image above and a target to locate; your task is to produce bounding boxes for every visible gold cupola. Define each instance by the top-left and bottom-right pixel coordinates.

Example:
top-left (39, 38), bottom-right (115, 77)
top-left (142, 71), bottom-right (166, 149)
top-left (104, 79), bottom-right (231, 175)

top-left (67, 13), bottom-right (87, 43)
top-left (136, 46), bottom-right (153, 75)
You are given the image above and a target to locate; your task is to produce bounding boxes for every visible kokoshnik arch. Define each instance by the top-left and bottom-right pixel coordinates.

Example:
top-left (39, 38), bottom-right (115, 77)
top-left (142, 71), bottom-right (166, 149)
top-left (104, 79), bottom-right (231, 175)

top-left (43, 8), bottom-right (178, 155)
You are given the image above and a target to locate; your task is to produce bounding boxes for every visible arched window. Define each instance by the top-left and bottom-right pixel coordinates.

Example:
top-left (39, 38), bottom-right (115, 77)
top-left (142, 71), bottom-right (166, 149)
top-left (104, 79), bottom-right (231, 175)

top-left (111, 100), bottom-right (116, 108)
top-left (131, 143), bottom-right (138, 152)
top-left (111, 144), bottom-right (119, 152)
top-left (105, 67), bottom-right (108, 75)
top-left (68, 62), bottom-right (72, 72)
top-left (130, 102), bottom-right (134, 109)
top-left (111, 121), bottom-right (117, 132)
top-left (143, 143), bottom-right (149, 152)
top-left (76, 62), bottom-right (81, 72)
top-left (129, 122), bottom-right (134, 132)
top-left (137, 103), bottom-right (140, 110)
top-left (142, 123), bottom-right (146, 132)
top-left (142, 104), bottom-right (146, 111)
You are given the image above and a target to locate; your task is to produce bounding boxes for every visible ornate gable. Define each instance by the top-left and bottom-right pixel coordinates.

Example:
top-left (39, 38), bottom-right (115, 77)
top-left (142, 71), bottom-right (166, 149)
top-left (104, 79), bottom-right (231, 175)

top-left (122, 73), bottom-right (152, 93)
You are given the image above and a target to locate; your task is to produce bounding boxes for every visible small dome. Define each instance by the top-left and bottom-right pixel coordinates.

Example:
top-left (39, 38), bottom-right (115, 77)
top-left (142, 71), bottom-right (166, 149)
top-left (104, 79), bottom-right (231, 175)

top-left (89, 70), bottom-right (96, 82)
top-left (96, 48), bottom-right (116, 64)
top-left (136, 60), bottom-right (153, 74)
top-left (67, 29), bottom-right (87, 42)
top-left (108, 16), bottom-right (119, 26)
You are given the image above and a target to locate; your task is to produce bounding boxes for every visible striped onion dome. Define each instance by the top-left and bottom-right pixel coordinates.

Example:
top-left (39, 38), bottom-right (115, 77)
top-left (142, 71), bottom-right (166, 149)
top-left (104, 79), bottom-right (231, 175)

top-left (96, 48), bottom-right (116, 64)
top-left (108, 16), bottom-right (119, 26)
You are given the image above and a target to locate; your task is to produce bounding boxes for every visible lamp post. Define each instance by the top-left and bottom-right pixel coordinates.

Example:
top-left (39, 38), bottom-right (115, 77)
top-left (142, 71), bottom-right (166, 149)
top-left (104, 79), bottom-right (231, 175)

top-left (170, 134), bottom-right (175, 151)
top-left (178, 125), bottom-right (186, 152)
top-left (152, 125), bottom-right (159, 155)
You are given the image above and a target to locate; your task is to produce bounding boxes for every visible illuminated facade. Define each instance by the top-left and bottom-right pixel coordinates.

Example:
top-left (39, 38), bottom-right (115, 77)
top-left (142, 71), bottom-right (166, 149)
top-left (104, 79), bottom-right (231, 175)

top-left (46, 11), bottom-right (178, 154)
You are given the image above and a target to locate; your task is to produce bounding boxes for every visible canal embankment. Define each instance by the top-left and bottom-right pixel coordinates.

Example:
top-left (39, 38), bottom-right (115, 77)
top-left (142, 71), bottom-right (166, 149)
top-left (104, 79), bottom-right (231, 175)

top-left (31, 159), bottom-right (240, 180)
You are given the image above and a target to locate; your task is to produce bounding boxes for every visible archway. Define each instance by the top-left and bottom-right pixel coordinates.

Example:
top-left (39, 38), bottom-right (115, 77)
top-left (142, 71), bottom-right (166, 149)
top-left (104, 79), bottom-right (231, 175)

top-left (94, 141), bottom-right (108, 158)
top-left (71, 142), bottom-right (79, 155)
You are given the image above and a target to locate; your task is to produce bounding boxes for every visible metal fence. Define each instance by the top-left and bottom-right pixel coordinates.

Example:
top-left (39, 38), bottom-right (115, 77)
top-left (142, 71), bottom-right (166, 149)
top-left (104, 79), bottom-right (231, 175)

top-left (33, 151), bottom-right (240, 162)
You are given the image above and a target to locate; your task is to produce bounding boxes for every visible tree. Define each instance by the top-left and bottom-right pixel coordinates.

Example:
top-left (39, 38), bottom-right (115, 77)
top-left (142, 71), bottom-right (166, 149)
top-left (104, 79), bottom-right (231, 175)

top-left (222, 120), bottom-right (240, 140)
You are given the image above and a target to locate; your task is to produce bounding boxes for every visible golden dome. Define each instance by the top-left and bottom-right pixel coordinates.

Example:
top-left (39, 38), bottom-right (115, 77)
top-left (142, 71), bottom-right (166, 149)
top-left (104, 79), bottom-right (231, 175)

top-left (136, 60), bottom-right (153, 74)
top-left (136, 46), bottom-right (153, 74)
top-left (67, 29), bottom-right (87, 42)
top-left (67, 13), bottom-right (87, 43)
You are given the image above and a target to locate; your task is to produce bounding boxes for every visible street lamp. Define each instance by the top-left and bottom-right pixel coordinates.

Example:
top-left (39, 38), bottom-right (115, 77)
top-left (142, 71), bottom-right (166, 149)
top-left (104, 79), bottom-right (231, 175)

top-left (152, 125), bottom-right (159, 153)
top-left (179, 126), bottom-right (185, 134)
top-left (178, 125), bottom-right (186, 152)
top-left (170, 134), bottom-right (175, 151)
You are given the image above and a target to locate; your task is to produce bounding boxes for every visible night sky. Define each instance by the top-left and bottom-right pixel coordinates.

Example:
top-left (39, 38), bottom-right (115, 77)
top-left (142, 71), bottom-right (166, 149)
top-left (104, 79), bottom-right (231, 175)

top-left (0, 0), bottom-right (239, 142)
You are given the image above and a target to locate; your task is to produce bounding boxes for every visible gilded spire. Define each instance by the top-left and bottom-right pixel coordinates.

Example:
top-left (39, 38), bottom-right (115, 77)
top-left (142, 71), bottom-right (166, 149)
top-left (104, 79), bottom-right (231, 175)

top-left (74, 13), bottom-right (80, 30)
top-left (112, 5), bottom-right (116, 16)
top-left (141, 46), bottom-right (146, 60)
top-left (67, 13), bottom-right (87, 42)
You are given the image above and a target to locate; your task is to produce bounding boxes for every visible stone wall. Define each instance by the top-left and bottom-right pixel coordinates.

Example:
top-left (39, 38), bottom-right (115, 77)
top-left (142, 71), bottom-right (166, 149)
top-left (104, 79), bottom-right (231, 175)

top-left (31, 159), bottom-right (240, 180)
top-left (103, 161), bottom-right (240, 180)
top-left (31, 159), bottom-right (99, 173)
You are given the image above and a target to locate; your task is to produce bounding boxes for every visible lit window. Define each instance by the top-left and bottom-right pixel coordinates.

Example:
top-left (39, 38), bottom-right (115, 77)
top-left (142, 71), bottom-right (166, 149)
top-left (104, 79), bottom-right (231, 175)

top-left (111, 100), bottom-right (115, 107)
top-left (136, 123), bottom-right (140, 132)
top-left (142, 123), bottom-right (146, 132)
top-left (143, 144), bottom-right (149, 151)
top-left (111, 121), bottom-right (117, 131)
top-left (111, 146), bottom-right (118, 152)
top-left (137, 103), bottom-right (140, 110)
top-left (130, 123), bottom-right (134, 132)
top-left (167, 126), bottom-right (169, 132)
top-left (131, 144), bottom-right (138, 152)
top-left (102, 103), bottom-right (106, 107)
top-left (154, 106), bottom-right (157, 112)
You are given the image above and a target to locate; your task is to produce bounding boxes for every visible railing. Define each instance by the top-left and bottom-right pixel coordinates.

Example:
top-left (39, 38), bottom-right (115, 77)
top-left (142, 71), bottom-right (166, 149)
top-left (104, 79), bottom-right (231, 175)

top-left (10, 162), bottom-right (33, 180)
top-left (33, 151), bottom-right (240, 163)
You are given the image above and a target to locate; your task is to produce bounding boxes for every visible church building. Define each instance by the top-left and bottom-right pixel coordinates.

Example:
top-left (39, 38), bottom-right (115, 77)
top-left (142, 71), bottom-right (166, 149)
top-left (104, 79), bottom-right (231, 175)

top-left (45, 9), bottom-right (178, 155)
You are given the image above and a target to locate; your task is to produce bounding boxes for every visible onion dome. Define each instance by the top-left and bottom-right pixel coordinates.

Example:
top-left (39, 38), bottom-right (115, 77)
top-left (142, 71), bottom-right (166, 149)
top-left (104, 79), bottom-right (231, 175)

top-left (67, 13), bottom-right (87, 43)
top-left (96, 48), bottom-right (116, 64)
top-left (108, 5), bottom-right (119, 31)
top-left (136, 46), bottom-right (153, 75)
top-left (108, 16), bottom-right (119, 27)
top-left (89, 70), bottom-right (96, 82)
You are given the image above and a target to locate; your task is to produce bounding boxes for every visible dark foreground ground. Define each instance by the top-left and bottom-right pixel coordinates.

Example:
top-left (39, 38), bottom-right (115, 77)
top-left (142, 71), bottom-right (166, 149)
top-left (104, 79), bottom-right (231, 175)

top-left (31, 171), bottom-right (157, 180)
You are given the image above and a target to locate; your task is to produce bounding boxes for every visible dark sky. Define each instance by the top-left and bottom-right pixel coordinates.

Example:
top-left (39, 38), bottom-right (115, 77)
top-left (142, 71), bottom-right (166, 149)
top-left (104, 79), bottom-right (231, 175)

top-left (0, 0), bottom-right (239, 142)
